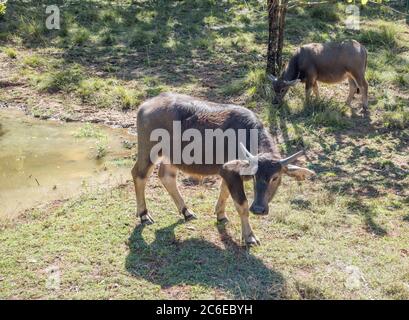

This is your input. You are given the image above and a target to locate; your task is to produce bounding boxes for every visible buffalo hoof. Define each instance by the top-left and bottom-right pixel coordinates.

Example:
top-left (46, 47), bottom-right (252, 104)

top-left (140, 212), bottom-right (155, 225)
top-left (183, 210), bottom-right (197, 222)
top-left (244, 235), bottom-right (260, 247)
top-left (217, 217), bottom-right (229, 225)
top-left (359, 107), bottom-right (369, 116)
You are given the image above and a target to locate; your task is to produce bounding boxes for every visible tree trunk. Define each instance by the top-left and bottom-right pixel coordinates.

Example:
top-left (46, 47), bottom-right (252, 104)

top-left (266, 0), bottom-right (288, 76)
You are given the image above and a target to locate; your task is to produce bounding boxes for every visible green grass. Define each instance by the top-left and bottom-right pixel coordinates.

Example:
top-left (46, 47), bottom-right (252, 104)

top-left (3, 47), bottom-right (17, 58)
top-left (382, 110), bottom-right (409, 129)
top-left (73, 123), bottom-right (106, 139)
top-left (309, 4), bottom-right (342, 23)
top-left (359, 24), bottom-right (399, 50)
top-left (34, 64), bottom-right (85, 93)
top-left (22, 54), bottom-right (45, 68)
top-left (0, 2), bottom-right (6, 19)
top-left (1, 147), bottom-right (408, 299)
top-left (0, 0), bottom-right (409, 300)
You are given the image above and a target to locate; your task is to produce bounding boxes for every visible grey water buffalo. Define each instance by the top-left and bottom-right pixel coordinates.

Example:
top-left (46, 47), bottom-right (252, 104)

top-left (269, 40), bottom-right (368, 110)
top-left (132, 93), bottom-right (315, 246)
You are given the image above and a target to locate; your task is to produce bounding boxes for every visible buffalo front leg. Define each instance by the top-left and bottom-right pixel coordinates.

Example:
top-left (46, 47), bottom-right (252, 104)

top-left (132, 159), bottom-right (155, 225)
top-left (313, 82), bottom-right (319, 98)
top-left (222, 176), bottom-right (259, 246)
top-left (158, 162), bottom-right (197, 222)
top-left (214, 179), bottom-right (230, 225)
top-left (305, 79), bottom-right (315, 104)
top-left (233, 200), bottom-right (259, 247)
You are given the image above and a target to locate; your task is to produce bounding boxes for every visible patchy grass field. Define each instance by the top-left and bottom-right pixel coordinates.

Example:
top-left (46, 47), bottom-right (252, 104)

top-left (0, 0), bottom-right (408, 299)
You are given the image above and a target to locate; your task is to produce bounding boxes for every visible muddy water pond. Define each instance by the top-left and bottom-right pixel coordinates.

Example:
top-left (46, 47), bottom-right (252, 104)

top-left (0, 109), bottom-right (135, 220)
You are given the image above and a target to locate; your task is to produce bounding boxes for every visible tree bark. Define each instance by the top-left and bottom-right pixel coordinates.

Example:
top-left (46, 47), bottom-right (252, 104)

top-left (266, 0), bottom-right (288, 76)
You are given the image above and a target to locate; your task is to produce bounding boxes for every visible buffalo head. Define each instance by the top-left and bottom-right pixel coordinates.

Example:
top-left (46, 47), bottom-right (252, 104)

top-left (223, 143), bottom-right (315, 216)
top-left (268, 74), bottom-right (300, 105)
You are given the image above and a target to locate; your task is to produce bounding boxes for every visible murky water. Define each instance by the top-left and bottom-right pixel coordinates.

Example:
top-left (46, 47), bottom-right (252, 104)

top-left (0, 109), bottom-right (135, 220)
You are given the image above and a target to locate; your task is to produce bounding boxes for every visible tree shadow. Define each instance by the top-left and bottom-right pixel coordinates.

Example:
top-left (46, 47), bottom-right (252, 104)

top-left (3, 0), bottom-right (258, 100)
top-left (347, 199), bottom-right (387, 237)
top-left (125, 221), bottom-right (285, 299)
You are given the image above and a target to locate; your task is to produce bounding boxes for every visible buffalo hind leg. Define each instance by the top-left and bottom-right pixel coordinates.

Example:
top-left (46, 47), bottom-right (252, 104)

top-left (357, 77), bottom-right (369, 111)
top-left (351, 72), bottom-right (369, 111)
top-left (132, 157), bottom-right (155, 225)
top-left (158, 162), bottom-right (197, 222)
top-left (346, 77), bottom-right (358, 106)
top-left (214, 179), bottom-right (230, 225)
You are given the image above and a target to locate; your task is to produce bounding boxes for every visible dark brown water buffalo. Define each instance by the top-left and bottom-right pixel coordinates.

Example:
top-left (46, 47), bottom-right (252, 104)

top-left (132, 93), bottom-right (315, 246)
top-left (269, 40), bottom-right (368, 110)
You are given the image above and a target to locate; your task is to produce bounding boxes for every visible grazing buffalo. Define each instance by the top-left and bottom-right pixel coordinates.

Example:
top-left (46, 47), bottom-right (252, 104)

top-left (269, 40), bottom-right (368, 110)
top-left (132, 93), bottom-right (315, 246)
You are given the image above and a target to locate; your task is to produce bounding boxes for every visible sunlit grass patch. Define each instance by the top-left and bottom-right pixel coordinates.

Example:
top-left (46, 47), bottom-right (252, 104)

top-left (70, 28), bottom-right (91, 46)
top-left (0, 1), bottom-right (6, 19)
top-left (302, 97), bottom-right (351, 130)
top-left (3, 47), bottom-right (17, 59)
top-left (359, 23), bottom-right (399, 50)
top-left (308, 3), bottom-right (342, 23)
top-left (219, 68), bottom-right (273, 102)
top-left (73, 123), bottom-right (106, 139)
top-left (34, 64), bottom-right (84, 93)
top-left (112, 85), bottom-right (143, 110)
top-left (129, 28), bottom-right (158, 47)
top-left (78, 78), bottom-right (144, 110)
top-left (394, 73), bottom-right (409, 88)
top-left (22, 54), bottom-right (45, 68)
top-left (381, 110), bottom-right (409, 129)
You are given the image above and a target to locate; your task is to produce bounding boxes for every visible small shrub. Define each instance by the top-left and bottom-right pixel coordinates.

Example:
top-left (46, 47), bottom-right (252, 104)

top-left (0, 2), bottom-right (6, 20)
top-left (3, 47), bottom-right (17, 59)
top-left (129, 29), bottom-right (157, 47)
top-left (77, 78), bottom-right (107, 101)
top-left (309, 5), bottom-right (341, 22)
top-left (74, 123), bottom-right (106, 139)
top-left (71, 28), bottom-right (91, 46)
top-left (36, 65), bottom-right (84, 92)
top-left (394, 73), bottom-right (409, 88)
top-left (245, 68), bottom-right (273, 100)
top-left (19, 17), bottom-right (47, 43)
top-left (146, 85), bottom-right (168, 97)
top-left (382, 110), bottom-right (409, 129)
top-left (96, 139), bottom-right (108, 159)
top-left (359, 24), bottom-right (398, 49)
top-left (112, 86), bottom-right (142, 110)
top-left (23, 55), bottom-right (45, 68)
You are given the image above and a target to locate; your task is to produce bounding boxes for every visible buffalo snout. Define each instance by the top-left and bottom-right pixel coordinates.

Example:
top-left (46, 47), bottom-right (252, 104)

top-left (250, 203), bottom-right (269, 215)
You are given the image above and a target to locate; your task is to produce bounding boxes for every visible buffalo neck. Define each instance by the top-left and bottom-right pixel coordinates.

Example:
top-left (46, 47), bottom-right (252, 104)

top-left (281, 52), bottom-right (299, 81)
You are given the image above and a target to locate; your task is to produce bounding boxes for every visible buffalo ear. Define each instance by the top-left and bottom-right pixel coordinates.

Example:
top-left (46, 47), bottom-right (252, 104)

top-left (284, 164), bottom-right (315, 181)
top-left (222, 159), bottom-right (254, 176)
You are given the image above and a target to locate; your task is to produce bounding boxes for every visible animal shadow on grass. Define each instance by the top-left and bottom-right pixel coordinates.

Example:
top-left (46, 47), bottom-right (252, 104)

top-left (125, 221), bottom-right (284, 299)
